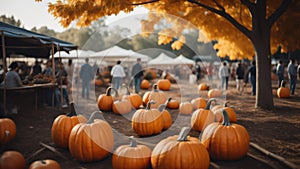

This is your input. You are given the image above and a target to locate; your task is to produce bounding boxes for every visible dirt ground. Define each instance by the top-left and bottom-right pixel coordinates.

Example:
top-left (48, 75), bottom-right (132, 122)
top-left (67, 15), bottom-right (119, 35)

top-left (1, 78), bottom-right (300, 169)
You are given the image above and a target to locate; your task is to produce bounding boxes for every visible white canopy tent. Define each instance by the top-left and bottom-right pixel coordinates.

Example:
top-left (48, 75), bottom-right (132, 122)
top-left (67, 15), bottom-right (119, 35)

top-left (53, 49), bottom-right (95, 59)
top-left (147, 53), bottom-right (175, 65)
top-left (172, 54), bottom-right (195, 65)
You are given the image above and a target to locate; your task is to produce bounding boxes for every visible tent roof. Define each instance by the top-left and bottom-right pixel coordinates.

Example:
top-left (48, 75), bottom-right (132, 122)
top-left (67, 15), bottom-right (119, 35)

top-left (172, 54), bottom-right (195, 65)
top-left (148, 53), bottom-right (175, 65)
top-left (53, 50), bottom-right (95, 59)
top-left (0, 21), bottom-right (77, 59)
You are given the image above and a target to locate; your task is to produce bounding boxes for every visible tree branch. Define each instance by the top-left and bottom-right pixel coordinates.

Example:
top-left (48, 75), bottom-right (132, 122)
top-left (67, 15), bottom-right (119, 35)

top-left (213, 0), bottom-right (225, 12)
top-left (267, 0), bottom-right (292, 27)
top-left (132, 0), bottom-right (159, 6)
top-left (187, 0), bottom-right (252, 37)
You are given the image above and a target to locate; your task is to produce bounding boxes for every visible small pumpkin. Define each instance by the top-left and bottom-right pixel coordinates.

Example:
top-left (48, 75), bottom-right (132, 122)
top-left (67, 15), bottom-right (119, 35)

top-left (29, 159), bottom-right (61, 169)
top-left (51, 103), bottom-right (87, 148)
top-left (212, 102), bottom-right (237, 123)
top-left (95, 79), bottom-right (104, 86)
top-left (198, 83), bottom-right (209, 91)
top-left (207, 89), bottom-right (222, 98)
top-left (0, 150), bottom-right (26, 169)
top-left (201, 109), bottom-right (250, 160)
top-left (147, 84), bottom-right (167, 109)
top-left (191, 97), bottom-right (207, 110)
top-left (277, 80), bottom-right (290, 98)
top-left (112, 98), bottom-right (132, 115)
top-left (178, 102), bottom-right (194, 115)
top-left (157, 79), bottom-right (171, 91)
top-left (191, 98), bottom-right (216, 132)
top-left (112, 136), bottom-right (151, 169)
top-left (0, 118), bottom-right (16, 145)
top-left (123, 87), bottom-right (142, 109)
top-left (131, 101), bottom-right (163, 136)
top-left (142, 91), bottom-right (151, 107)
top-left (158, 98), bottom-right (173, 130)
top-left (97, 87), bottom-right (117, 112)
top-left (68, 111), bottom-right (114, 162)
top-left (151, 127), bottom-right (210, 169)
top-left (166, 98), bottom-right (180, 109)
top-left (140, 79), bottom-right (150, 89)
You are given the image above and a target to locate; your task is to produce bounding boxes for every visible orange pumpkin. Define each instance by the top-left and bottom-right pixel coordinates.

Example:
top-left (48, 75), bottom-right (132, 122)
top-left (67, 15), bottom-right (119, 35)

top-left (0, 118), bottom-right (16, 145)
top-left (198, 83), bottom-right (209, 91)
top-left (69, 111), bottom-right (114, 162)
top-left (94, 79), bottom-right (104, 86)
top-left (112, 98), bottom-right (132, 115)
top-left (158, 98), bottom-right (172, 130)
top-left (178, 102), bottom-right (194, 115)
top-left (0, 151), bottom-right (26, 169)
top-left (97, 87), bottom-right (117, 112)
top-left (201, 109), bottom-right (250, 160)
top-left (29, 159), bottom-right (61, 169)
top-left (207, 89), bottom-right (222, 98)
top-left (166, 98), bottom-right (180, 109)
top-left (112, 136), bottom-right (151, 169)
top-left (212, 102), bottom-right (237, 123)
top-left (151, 127), bottom-right (210, 169)
top-left (191, 97), bottom-right (207, 110)
top-left (277, 81), bottom-right (290, 98)
top-left (131, 101), bottom-right (164, 136)
top-left (157, 79), bottom-right (171, 91)
top-left (191, 98), bottom-right (216, 131)
top-left (122, 87), bottom-right (142, 109)
top-left (51, 103), bottom-right (87, 148)
top-left (140, 79), bottom-right (150, 89)
top-left (147, 84), bottom-right (167, 109)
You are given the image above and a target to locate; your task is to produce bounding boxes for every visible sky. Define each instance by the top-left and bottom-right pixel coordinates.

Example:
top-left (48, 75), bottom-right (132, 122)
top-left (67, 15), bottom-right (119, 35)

top-left (0, 0), bottom-right (148, 32)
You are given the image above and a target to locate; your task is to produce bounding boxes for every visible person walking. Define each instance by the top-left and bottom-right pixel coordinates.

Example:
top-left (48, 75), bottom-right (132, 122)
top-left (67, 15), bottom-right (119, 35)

top-left (131, 58), bottom-right (143, 94)
top-left (235, 62), bottom-right (245, 94)
top-left (111, 60), bottom-right (126, 90)
top-left (206, 62), bottom-right (214, 86)
top-left (248, 60), bottom-right (256, 96)
top-left (276, 60), bottom-right (284, 88)
top-left (287, 59), bottom-right (297, 95)
top-left (218, 62), bottom-right (230, 90)
top-left (80, 58), bottom-right (94, 99)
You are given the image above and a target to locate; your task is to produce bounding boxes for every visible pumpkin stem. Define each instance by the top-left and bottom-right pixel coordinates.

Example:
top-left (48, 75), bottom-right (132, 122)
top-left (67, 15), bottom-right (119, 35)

top-left (221, 109), bottom-right (231, 126)
top-left (126, 86), bottom-right (131, 95)
top-left (158, 97), bottom-right (171, 112)
top-left (129, 136), bottom-right (137, 147)
top-left (5, 130), bottom-right (10, 137)
top-left (146, 100), bottom-right (155, 109)
top-left (223, 101), bottom-right (230, 107)
top-left (177, 127), bottom-right (190, 141)
top-left (41, 160), bottom-right (46, 164)
top-left (87, 111), bottom-right (104, 124)
top-left (67, 102), bottom-right (77, 117)
top-left (205, 98), bottom-right (216, 110)
top-left (106, 87), bottom-right (118, 97)
top-left (280, 80), bottom-right (285, 88)
top-left (153, 84), bottom-right (158, 92)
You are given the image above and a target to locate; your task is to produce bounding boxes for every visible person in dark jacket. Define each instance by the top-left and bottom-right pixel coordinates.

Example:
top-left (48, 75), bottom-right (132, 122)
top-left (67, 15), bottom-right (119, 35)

top-left (131, 58), bottom-right (143, 94)
top-left (235, 62), bottom-right (245, 94)
top-left (80, 58), bottom-right (94, 99)
top-left (247, 60), bottom-right (256, 95)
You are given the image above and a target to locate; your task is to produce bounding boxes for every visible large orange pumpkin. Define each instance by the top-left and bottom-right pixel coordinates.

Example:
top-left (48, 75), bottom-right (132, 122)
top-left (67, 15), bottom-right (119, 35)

top-left (158, 98), bottom-right (172, 130)
top-left (277, 81), bottom-right (290, 98)
top-left (212, 102), bottom-right (237, 123)
top-left (151, 127), bottom-right (210, 169)
top-left (122, 87), bottom-right (143, 109)
top-left (147, 84), bottom-right (167, 109)
top-left (178, 102), bottom-right (194, 115)
top-left (207, 89), bottom-right (222, 98)
top-left (97, 87), bottom-right (117, 112)
top-left (0, 151), bottom-right (26, 169)
top-left (157, 79), bottom-right (171, 91)
top-left (201, 109), bottom-right (250, 160)
top-left (112, 136), bottom-right (152, 169)
top-left (0, 118), bottom-right (16, 145)
top-left (51, 103), bottom-right (87, 148)
top-left (29, 159), bottom-right (61, 169)
top-left (68, 111), bottom-right (114, 162)
top-left (191, 97), bottom-right (207, 110)
top-left (140, 79), bottom-right (150, 89)
top-left (131, 101), bottom-right (163, 136)
top-left (191, 98), bottom-right (216, 132)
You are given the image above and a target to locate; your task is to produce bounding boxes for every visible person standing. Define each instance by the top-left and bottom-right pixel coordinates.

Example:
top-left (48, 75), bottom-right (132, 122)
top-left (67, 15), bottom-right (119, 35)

top-left (195, 62), bottom-right (202, 83)
top-left (248, 60), bottom-right (256, 96)
top-left (31, 60), bottom-right (42, 76)
top-left (65, 59), bottom-right (74, 97)
top-left (111, 60), bottom-right (126, 90)
top-left (206, 62), bottom-right (214, 86)
top-left (235, 62), bottom-right (245, 94)
top-left (287, 59), bottom-right (297, 95)
top-left (80, 58), bottom-right (94, 99)
top-left (218, 62), bottom-right (230, 90)
top-left (276, 60), bottom-right (284, 88)
top-left (131, 58), bottom-right (143, 94)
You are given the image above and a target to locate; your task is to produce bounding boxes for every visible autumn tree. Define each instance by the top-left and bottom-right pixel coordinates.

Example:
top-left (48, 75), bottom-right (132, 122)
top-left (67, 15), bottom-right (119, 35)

top-left (37, 0), bottom-right (300, 109)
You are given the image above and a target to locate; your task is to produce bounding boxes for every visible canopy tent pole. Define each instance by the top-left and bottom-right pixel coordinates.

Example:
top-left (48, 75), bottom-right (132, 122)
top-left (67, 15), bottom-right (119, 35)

top-left (75, 49), bottom-right (79, 106)
top-left (51, 43), bottom-right (55, 112)
top-left (1, 30), bottom-right (7, 115)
